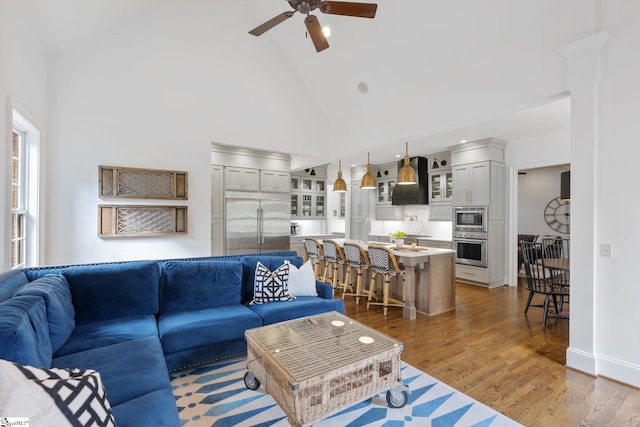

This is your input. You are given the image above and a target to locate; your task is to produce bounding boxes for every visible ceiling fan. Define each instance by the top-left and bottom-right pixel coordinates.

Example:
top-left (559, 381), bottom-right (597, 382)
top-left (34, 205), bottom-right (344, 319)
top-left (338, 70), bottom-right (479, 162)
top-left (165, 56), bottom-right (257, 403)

top-left (249, 1), bottom-right (378, 53)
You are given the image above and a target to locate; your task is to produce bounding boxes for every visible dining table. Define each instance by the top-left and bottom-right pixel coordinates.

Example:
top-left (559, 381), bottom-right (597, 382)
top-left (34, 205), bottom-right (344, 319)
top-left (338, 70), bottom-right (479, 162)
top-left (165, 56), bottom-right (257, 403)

top-left (325, 239), bottom-right (457, 320)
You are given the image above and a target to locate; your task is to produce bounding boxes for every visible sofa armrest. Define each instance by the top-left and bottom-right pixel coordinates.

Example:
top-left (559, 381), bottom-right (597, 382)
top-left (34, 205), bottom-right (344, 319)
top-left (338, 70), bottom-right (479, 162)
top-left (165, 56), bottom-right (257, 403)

top-left (315, 281), bottom-right (334, 299)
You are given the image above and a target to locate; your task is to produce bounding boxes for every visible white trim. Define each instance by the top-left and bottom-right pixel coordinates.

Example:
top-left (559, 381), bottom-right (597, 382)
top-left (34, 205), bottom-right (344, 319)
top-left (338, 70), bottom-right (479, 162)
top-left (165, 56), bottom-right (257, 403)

top-left (11, 107), bottom-right (41, 267)
top-left (566, 347), bottom-right (597, 377)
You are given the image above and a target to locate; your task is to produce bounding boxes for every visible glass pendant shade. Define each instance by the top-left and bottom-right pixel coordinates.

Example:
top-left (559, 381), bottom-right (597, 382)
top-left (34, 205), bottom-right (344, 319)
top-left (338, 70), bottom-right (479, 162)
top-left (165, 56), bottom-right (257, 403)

top-left (361, 152), bottom-right (376, 189)
top-left (397, 142), bottom-right (417, 185)
top-left (333, 160), bottom-right (347, 192)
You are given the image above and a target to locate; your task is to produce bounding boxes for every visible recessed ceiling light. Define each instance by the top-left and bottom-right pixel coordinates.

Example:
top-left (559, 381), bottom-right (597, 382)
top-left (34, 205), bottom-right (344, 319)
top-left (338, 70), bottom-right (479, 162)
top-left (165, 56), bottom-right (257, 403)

top-left (322, 26), bottom-right (331, 38)
top-left (460, 139), bottom-right (467, 143)
top-left (395, 154), bottom-right (401, 158)
top-left (357, 81), bottom-right (368, 94)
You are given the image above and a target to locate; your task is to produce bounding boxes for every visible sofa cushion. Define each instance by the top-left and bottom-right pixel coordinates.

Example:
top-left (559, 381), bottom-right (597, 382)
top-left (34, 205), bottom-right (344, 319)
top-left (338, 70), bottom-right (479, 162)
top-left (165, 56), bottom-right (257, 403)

top-left (0, 359), bottom-right (115, 426)
top-left (14, 274), bottom-right (75, 353)
top-left (248, 297), bottom-right (345, 325)
top-left (111, 389), bottom-right (180, 427)
top-left (62, 261), bottom-right (160, 325)
top-left (250, 261), bottom-right (294, 304)
top-left (0, 270), bottom-right (29, 302)
top-left (241, 256), bottom-right (302, 304)
top-left (51, 336), bottom-right (171, 407)
top-left (158, 305), bottom-right (262, 354)
top-left (54, 315), bottom-right (158, 357)
top-left (160, 260), bottom-right (242, 314)
top-left (0, 295), bottom-right (52, 367)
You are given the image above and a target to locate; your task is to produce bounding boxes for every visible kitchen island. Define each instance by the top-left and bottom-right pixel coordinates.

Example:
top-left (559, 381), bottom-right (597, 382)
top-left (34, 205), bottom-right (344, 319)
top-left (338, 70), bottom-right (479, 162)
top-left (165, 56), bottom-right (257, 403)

top-left (328, 239), bottom-right (456, 320)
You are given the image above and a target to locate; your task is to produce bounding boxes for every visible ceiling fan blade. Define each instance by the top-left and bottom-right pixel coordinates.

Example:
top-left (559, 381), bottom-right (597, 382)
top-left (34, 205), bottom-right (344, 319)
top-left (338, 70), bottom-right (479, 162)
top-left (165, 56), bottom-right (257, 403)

top-left (319, 1), bottom-right (377, 18)
top-left (249, 11), bottom-right (295, 36)
top-left (304, 15), bottom-right (329, 52)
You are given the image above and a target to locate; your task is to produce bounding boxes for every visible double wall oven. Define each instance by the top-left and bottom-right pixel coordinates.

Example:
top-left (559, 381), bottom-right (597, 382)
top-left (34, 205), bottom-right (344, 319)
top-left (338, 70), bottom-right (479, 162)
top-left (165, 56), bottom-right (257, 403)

top-left (453, 206), bottom-right (488, 268)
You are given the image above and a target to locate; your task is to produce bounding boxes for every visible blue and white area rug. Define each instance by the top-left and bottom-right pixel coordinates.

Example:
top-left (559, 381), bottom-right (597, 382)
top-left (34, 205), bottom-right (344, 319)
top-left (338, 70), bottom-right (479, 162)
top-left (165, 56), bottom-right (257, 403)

top-left (170, 357), bottom-right (521, 427)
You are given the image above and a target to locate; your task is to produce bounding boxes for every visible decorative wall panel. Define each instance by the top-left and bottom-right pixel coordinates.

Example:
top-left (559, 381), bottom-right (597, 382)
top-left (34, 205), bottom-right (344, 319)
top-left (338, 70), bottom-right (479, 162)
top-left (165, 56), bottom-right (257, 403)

top-left (99, 205), bottom-right (187, 237)
top-left (99, 166), bottom-right (188, 200)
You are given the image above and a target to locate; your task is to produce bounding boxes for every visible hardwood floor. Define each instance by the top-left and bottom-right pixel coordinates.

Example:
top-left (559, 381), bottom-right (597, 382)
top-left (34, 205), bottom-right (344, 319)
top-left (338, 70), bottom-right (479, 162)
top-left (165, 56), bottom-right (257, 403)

top-left (341, 279), bottom-right (640, 426)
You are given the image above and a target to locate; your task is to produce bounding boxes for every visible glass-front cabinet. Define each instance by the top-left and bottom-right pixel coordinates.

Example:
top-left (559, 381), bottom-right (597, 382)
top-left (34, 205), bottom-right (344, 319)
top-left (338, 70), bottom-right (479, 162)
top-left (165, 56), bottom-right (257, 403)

top-left (377, 179), bottom-right (395, 204)
top-left (291, 176), bottom-right (327, 219)
top-left (429, 171), bottom-right (452, 202)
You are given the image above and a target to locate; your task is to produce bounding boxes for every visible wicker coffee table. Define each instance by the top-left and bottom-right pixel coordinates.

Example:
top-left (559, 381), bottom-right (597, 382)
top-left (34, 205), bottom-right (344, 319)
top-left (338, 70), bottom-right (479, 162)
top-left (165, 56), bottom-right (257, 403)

top-left (244, 311), bottom-right (408, 427)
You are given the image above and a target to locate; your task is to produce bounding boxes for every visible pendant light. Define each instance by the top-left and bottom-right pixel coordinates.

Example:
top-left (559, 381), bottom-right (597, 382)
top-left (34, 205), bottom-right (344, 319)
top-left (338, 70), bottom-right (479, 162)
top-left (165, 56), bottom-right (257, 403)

top-left (360, 152), bottom-right (376, 189)
top-left (397, 142), bottom-right (417, 185)
top-left (332, 160), bottom-right (347, 192)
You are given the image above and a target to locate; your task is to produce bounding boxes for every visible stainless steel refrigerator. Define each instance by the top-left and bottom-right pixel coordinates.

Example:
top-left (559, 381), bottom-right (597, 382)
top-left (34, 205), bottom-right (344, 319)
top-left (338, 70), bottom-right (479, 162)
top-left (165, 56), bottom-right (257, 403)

top-left (225, 191), bottom-right (291, 255)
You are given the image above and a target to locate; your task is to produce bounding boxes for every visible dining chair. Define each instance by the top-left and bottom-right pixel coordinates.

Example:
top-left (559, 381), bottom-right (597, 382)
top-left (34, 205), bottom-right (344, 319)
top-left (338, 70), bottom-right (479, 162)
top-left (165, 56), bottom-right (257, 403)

top-left (303, 238), bottom-right (325, 280)
top-left (542, 237), bottom-right (570, 311)
top-left (321, 239), bottom-right (346, 289)
top-left (366, 244), bottom-right (406, 316)
top-left (341, 242), bottom-right (371, 304)
top-left (520, 241), bottom-right (569, 327)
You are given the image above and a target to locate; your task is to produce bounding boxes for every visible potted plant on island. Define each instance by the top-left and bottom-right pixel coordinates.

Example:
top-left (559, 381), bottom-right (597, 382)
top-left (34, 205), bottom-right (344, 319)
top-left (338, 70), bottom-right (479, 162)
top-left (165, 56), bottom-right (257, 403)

top-left (388, 230), bottom-right (408, 248)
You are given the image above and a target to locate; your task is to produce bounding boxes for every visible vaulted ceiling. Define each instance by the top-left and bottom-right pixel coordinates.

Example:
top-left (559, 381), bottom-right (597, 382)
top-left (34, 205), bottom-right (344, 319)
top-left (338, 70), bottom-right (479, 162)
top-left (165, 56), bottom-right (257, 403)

top-left (24, 0), bottom-right (590, 166)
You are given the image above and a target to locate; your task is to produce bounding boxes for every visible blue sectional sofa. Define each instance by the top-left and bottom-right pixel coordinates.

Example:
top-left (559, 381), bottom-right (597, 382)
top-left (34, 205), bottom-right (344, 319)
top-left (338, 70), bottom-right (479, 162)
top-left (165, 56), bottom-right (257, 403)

top-left (0, 252), bottom-right (344, 426)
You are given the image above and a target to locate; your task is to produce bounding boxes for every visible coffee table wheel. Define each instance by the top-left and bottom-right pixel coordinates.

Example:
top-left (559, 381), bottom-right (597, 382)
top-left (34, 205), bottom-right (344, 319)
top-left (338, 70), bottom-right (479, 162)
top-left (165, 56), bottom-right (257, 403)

top-left (386, 386), bottom-right (409, 408)
top-left (244, 372), bottom-right (260, 390)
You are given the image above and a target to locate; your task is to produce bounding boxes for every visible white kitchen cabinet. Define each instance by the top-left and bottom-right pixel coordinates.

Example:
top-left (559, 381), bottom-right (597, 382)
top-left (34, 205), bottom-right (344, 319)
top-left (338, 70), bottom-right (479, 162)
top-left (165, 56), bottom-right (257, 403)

top-left (291, 176), bottom-right (326, 218)
top-left (211, 164), bottom-right (225, 256)
top-left (211, 165), bottom-right (224, 219)
top-left (225, 167), bottom-right (260, 191)
top-left (375, 204), bottom-right (405, 220)
top-left (452, 161), bottom-right (490, 205)
top-left (350, 180), bottom-right (373, 240)
top-left (260, 170), bottom-right (290, 193)
top-left (376, 179), bottom-right (395, 204)
top-left (429, 204), bottom-right (453, 221)
top-left (429, 170), bottom-right (453, 202)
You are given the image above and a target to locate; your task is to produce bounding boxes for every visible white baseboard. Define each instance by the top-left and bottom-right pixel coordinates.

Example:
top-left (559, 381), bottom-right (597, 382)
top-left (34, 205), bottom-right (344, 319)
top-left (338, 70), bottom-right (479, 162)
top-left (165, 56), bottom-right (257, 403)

top-left (567, 347), bottom-right (640, 388)
top-left (566, 347), bottom-right (596, 375)
top-left (598, 355), bottom-right (640, 389)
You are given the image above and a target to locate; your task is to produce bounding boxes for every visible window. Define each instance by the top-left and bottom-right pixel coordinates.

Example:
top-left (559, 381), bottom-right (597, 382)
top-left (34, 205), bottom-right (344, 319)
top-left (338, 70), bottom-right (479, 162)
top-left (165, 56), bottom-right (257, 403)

top-left (10, 109), bottom-right (40, 269)
top-left (11, 130), bottom-right (26, 268)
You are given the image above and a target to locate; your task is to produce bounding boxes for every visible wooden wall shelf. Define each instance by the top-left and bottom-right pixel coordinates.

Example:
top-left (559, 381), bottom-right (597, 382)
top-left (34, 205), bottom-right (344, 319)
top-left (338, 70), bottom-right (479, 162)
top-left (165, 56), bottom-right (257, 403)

top-left (99, 205), bottom-right (187, 238)
top-left (99, 166), bottom-right (187, 200)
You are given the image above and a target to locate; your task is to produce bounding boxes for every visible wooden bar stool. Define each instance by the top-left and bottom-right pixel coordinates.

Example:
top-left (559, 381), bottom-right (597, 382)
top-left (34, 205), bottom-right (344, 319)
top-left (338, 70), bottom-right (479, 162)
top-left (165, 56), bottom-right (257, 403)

top-left (342, 242), bottom-right (371, 304)
top-left (366, 244), bottom-right (406, 316)
top-left (303, 238), bottom-right (325, 280)
top-left (321, 239), bottom-right (346, 289)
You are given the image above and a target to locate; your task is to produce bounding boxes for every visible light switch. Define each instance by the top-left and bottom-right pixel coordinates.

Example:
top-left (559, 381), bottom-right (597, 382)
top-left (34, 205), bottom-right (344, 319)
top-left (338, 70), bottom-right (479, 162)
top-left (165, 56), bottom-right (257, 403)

top-left (599, 243), bottom-right (612, 257)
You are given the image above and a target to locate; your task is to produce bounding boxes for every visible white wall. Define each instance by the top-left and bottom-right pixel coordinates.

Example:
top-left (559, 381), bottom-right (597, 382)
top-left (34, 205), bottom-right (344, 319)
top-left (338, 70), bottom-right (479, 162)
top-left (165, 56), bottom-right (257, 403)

top-left (591, 1), bottom-right (640, 386)
top-left (46, 2), bottom-right (328, 264)
top-left (518, 166), bottom-right (570, 237)
top-left (0, 1), bottom-right (49, 270)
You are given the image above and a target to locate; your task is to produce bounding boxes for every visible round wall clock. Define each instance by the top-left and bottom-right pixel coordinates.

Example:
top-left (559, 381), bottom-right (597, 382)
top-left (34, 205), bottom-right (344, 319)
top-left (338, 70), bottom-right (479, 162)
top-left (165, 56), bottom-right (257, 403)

top-left (544, 196), bottom-right (570, 234)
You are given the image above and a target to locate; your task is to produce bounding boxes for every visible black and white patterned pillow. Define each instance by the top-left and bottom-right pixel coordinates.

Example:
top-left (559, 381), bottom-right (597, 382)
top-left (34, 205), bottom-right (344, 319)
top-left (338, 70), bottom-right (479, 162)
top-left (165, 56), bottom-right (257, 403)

top-left (0, 359), bottom-right (115, 426)
top-left (250, 261), bottom-right (295, 304)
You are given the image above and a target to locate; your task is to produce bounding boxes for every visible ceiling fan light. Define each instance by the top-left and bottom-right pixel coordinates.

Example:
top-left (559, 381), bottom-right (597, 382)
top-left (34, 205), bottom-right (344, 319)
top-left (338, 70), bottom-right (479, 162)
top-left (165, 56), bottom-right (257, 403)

top-left (397, 142), bottom-right (417, 185)
top-left (333, 160), bottom-right (347, 192)
top-left (361, 152), bottom-right (376, 189)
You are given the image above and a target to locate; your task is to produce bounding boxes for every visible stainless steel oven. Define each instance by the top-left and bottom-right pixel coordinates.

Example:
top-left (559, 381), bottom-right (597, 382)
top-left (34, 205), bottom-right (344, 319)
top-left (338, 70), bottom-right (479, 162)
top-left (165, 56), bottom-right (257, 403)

top-left (453, 230), bottom-right (487, 267)
top-left (454, 206), bottom-right (488, 232)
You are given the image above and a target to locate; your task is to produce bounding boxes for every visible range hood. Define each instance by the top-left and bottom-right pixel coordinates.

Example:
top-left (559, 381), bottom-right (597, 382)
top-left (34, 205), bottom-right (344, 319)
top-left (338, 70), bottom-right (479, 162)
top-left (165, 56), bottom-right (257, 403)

top-left (392, 156), bottom-right (429, 205)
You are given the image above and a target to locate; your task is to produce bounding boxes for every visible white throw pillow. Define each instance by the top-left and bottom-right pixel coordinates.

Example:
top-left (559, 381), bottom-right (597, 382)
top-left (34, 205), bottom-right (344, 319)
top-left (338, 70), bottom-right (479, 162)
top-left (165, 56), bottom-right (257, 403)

top-left (288, 260), bottom-right (318, 297)
top-left (0, 359), bottom-right (115, 426)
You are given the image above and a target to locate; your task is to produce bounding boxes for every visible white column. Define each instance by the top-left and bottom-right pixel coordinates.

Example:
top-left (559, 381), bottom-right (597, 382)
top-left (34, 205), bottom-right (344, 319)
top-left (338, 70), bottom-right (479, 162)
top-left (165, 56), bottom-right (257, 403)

top-left (557, 31), bottom-right (609, 376)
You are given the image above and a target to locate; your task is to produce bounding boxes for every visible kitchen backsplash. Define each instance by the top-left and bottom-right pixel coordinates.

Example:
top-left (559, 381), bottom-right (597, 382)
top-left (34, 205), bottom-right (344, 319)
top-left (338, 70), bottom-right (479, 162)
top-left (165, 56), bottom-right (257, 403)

top-left (369, 205), bottom-right (452, 240)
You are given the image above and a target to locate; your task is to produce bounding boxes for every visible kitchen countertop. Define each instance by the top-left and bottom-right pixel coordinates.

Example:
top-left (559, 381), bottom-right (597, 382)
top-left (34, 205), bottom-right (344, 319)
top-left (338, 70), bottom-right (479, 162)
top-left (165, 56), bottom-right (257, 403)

top-left (368, 234), bottom-right (452, 242)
